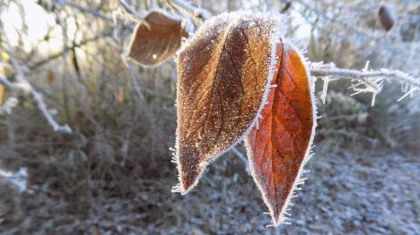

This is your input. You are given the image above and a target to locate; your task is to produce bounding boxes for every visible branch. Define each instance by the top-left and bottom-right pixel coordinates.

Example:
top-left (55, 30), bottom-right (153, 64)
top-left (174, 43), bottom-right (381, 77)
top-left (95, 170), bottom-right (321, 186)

top-left (309, 62), bottom-right (420, 105)
top-left (165, 0), bottom-right (212, 22)
top-left (28, 30), bottom-right (113, 70)
top-left (118, 0), bottom-right (151, 29)
top-left (121, 56), bottom-right (144, 100)
top-left (5, 42), bottom-right (72, 133)
top-left (0, 168), bottom-right (27, 193)
top-left (0, 73), bottom-right (13, 87)
top-left (64, 1), bottom-right (113, 22)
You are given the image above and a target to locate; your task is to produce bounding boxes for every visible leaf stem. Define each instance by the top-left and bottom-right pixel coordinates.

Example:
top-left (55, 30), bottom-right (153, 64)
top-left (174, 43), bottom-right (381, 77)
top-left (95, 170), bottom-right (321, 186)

top-left (165, 0), bottom-right (212, 22)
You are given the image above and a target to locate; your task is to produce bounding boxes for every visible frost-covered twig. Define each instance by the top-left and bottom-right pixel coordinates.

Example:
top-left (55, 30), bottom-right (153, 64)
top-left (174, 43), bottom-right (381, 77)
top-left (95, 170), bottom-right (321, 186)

top-left (29, 30), bottom-right (114, 70)
top-left (118, 0), bottom-right (151, 29)
top-left (0, 73), bottom-right (13, 87)
top-left (165, 0), bottom-right (212, 22)
top-left (0, 168), bottom-right (27, 193)
top-left (310, 62), bottom-right (420, 105)
top-left (5, 45), bottom-right (72, 133)
top-left (65, 1), bottom-right (113, 22)
top-left (121, 56), bottom-right (144, 100)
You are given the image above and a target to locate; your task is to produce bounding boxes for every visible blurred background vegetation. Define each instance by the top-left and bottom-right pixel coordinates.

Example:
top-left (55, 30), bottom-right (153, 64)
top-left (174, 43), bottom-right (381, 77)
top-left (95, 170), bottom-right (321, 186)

top-left (0, 0), bottom-right (419, 234)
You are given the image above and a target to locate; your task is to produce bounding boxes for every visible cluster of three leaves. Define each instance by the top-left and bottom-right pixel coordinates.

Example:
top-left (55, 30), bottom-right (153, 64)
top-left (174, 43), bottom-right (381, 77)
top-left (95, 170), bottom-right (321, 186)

top-left (127, 11), bottom-right (316, 227)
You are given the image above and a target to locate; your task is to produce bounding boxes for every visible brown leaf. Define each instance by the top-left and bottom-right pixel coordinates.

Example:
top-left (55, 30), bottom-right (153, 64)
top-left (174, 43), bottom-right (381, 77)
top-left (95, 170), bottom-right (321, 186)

top-left (127, 11), bottom-right (188, 66)
top-left (47, 71), bottom-right (54, 84)
top-left (174, 12), bottom-right (280, 194)
top-left (281, 1), bottom-right (292, 13)
top-left (378, 4), bottom-right (396, 32)
top-left (245, 41), bottom-right (316, 226)
top-left (0, 84), bottom-right (4, 105)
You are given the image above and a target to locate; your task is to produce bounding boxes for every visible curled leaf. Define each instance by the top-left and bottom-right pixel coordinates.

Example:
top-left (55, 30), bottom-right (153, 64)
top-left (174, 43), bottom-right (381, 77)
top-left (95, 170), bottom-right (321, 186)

top-left (174, 12), bottom-right (283, 194)
top-left (127, 11), bottom-right (188, 66)
top-left (245, 41), bottom-right (316, 226)
top-left (281, 1), bottom-right (292, 13)
top-left (378, 4), bottom-right (396, 32)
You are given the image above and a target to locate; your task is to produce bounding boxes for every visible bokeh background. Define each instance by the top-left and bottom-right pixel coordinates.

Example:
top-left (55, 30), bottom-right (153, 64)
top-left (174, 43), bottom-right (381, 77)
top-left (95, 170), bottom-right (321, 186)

top-left (0, 0), bottom-right (419, 234)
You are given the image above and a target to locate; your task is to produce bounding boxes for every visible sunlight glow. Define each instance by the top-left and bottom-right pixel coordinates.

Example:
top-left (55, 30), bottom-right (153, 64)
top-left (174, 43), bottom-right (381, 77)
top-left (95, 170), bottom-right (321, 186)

top-left (1, 0), bottom-right (67, 53)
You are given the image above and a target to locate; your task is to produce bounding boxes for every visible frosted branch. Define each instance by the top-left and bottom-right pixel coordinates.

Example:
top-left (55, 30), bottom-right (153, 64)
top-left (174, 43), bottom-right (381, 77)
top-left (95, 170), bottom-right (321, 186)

top-left (310, 62), bottom-right (420, 105)
top-left (165, 0), bottom-right (212, 22)
top-left (0, 168), bottom-right (27, 193)
top-left (65, 1), bottom-right (113, 22)
top-left (121, 55), bottom-right (144, 100)
top-left (0, 73), bottom-right (13, 87)
top-left (5, 46), bottom-right (72, 133)
top-left (118, 0), bottom-right (151, 29)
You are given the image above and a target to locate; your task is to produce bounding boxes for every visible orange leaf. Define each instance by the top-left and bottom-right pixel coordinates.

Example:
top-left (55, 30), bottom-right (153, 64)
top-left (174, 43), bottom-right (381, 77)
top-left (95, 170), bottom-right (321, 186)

top-left (127, 11), bottom-right (188, 66)
top-left (118, 87), bottom-right (124, 103)
top-left (174, 12), bottom-right (282, 194)
top-left (0, 84), bottom-right (4, 105)
top-left (245, 41), bottom-right (316, 226)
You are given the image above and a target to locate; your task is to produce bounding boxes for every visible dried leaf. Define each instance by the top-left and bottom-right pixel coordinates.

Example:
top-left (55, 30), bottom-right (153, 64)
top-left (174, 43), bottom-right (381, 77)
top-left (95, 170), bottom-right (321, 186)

top-left (281, 1), bottom-right (292, 13)
top-left (174, 12), bottom-right (281, 194)
top-left (245, 41), bottom-right (316, 226)
top-left (127, 11), bottom-right (188, 66)
top-left (378, 4), bottom-right (396, 32)
top-left (47, 71), bottom-right (54, 84)
top-left (0, 84), bottom-right (4, 105)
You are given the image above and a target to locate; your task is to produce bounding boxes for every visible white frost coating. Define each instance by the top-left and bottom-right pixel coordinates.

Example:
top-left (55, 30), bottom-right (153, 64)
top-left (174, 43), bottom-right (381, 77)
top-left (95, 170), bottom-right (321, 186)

top-left (0, 168), bottom-right (28, 193)
top-left (0, 97), bottom-right (18, 114)
top-left (310, 62), bottom-right (420, 105)
top-left (244, 39), bottom-right (318, 227)
top-left (169, 0), bottom-right (212, 21)
top-left (172, 11), bottom-right (288, 195)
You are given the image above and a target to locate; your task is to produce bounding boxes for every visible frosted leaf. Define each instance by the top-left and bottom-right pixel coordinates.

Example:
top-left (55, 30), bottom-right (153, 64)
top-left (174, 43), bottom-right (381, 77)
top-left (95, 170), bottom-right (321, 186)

top-left (173, 12), bottom-right (286, 194)
top-left (245, 41), bottom-right (317, 227)
top-left (127, 10), bottom-right (188, 66)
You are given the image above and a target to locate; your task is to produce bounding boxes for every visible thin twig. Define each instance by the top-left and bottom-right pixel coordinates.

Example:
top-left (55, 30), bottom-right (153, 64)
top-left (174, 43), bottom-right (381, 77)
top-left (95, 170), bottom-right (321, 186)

top-left (5, 42), bottom-right (72, 133)
top-left (165, 0), bottom-right (212, 22)
top-left (118, 0), bottom-right (151, 29)
top-left (310, 62), bottom-right (420, 105)
top-left (0, 73), bottom-right (13, 87)
top-left (120, 56), bottom-right (144, 100)
top-left (29, 30), bottom-right (113, 70)
top-left (65, 1), bottom-right (113, 21)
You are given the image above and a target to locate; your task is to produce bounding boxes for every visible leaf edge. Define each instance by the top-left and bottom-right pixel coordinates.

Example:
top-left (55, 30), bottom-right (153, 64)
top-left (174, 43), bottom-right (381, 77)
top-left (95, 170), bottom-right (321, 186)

top-left (244, 38), bottom-right (318, 227)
